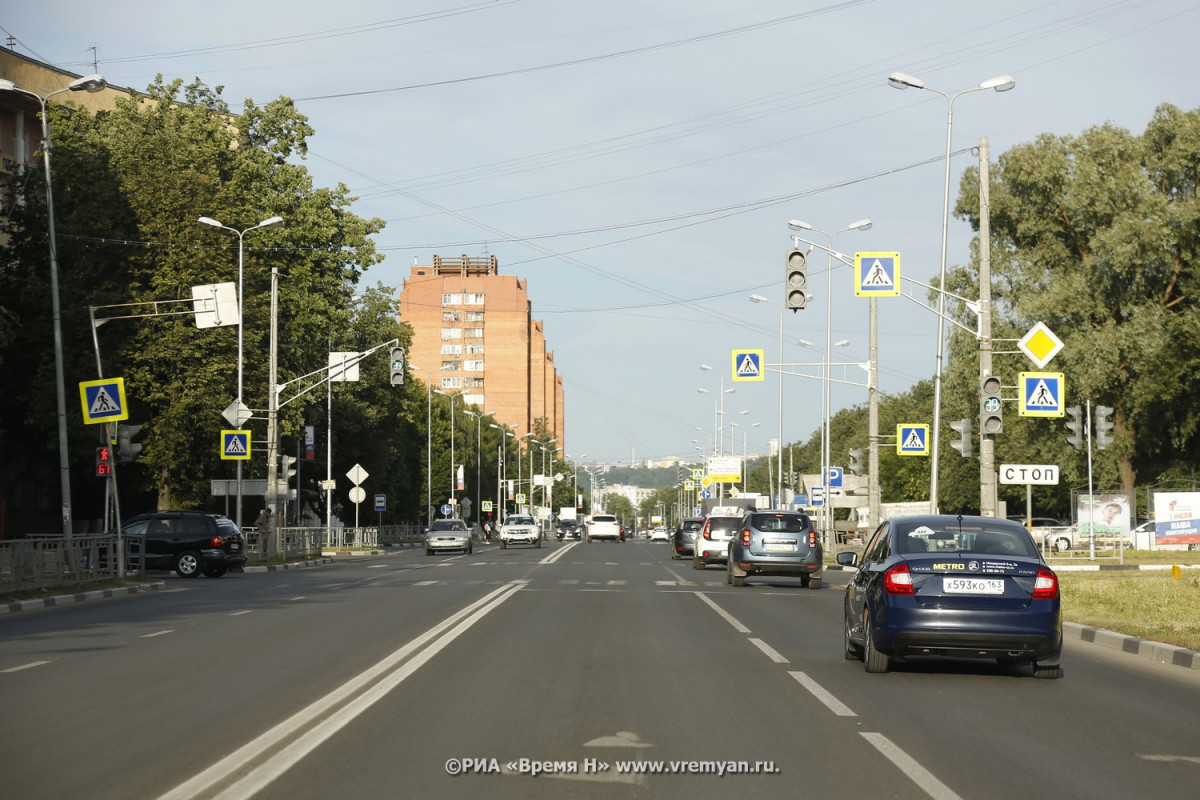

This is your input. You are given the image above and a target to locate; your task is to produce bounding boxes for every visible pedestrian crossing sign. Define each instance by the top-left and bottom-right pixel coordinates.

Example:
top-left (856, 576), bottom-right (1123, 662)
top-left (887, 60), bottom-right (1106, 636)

top-left (731, 349), bottom-right (764, 382)
top-left (855, 252), bottom-right (901, 297)
top-left (1018, 372), bottom-right (1065, 417)
top-left (896, 424), bottom-right (929, 456)
top-left (221, 430), bottom-right (251, 460)
top-left (79, 378), bottom-right (129, 424)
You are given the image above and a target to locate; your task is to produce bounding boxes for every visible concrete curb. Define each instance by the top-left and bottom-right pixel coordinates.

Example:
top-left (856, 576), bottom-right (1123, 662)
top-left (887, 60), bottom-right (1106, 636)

top-left (1065, 621), bottom-right (1200, 670)
top-left (3, 581), bottom-right (165, 615)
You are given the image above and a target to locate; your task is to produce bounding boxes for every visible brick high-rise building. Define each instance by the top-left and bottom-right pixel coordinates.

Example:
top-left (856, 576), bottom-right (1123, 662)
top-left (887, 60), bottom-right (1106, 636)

top-left (399, 255), bottom-right (564, 454)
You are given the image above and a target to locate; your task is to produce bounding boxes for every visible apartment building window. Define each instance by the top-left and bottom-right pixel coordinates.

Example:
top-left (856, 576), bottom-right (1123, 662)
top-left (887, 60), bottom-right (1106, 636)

top-left (440, 376), bottom-right (463, 389)
top-left (441, 344), bottom-right (463, 355)
top-left (441, 328), bottom-right (462, 340)
top-left (464, 293), bottom-right (485, 305)
top-left (465, 360), bottom-right (484, 372)
top-left (442, 293), bottom-right (462, 306)
top-left (465, 327), bottom-right (484, 339)
top-left (465, 379), bottom-right (484, 389)
top-left (441, 310), bottom-right (462, 322)
top-left (465, 344), bottom-right (485, 355)
top-left (442, 361), bottom-right (461, 371)
top-left (466, 311), bottom-right (485, 322)
top-left (464, 392), bottom-right (485, 405)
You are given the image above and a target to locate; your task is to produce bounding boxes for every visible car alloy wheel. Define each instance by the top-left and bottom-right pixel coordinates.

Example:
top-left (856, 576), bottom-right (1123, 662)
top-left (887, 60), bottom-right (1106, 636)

top-left (175, 551), bottom-right (202, 578)
top-left (863, 611), bottom-right (889, 673)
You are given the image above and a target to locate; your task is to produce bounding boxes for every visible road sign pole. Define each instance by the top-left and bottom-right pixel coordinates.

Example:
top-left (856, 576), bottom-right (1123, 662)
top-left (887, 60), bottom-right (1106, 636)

top-left (978, 139), bottom-right (998, 517)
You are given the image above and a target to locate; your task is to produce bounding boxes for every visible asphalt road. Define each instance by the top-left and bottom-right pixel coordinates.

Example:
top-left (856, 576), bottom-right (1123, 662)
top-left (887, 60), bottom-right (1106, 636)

top-left (2, 539), bottom-right (1199, 799)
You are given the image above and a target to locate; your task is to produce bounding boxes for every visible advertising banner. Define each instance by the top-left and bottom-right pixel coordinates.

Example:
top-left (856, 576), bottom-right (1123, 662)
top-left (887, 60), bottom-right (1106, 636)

top-left (1151, 492), bottom-right (1200, 546)
top-left (1076, 493), bottom-right (1131, 537)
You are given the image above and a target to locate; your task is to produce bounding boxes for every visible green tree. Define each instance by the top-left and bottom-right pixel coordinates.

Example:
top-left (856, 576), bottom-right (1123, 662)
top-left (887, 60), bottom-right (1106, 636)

top-left (1, 76), bottom-right (389, 523)
top-left (946, 103), bottom-right (1200, 508)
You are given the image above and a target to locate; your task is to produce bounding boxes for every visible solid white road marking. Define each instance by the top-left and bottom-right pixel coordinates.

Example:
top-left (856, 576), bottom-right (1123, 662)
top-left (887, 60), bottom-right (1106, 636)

top-left (2, 661), bottom-right (51, 673)
top-left (158, 582), bottom-right (523, 800)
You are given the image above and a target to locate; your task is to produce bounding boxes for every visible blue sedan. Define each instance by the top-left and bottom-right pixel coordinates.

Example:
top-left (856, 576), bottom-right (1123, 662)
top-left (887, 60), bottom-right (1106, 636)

top-left (836, 515), bottom-right (1062, 678)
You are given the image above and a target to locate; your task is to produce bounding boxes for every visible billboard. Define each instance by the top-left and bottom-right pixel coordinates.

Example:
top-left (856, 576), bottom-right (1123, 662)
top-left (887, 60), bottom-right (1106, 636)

top-left (1076, 493), bottom-right (1130, 537)
top-left (1151, 492), bottom-right (1200, 546)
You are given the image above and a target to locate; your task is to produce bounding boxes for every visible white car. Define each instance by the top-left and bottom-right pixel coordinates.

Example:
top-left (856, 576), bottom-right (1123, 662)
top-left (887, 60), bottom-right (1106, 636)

top-left (499, 515), bottom-right (541, 549)
top-left (650, 528), bottom-right (669, 542)
top-left (586, 514), bottom-right (622, 543)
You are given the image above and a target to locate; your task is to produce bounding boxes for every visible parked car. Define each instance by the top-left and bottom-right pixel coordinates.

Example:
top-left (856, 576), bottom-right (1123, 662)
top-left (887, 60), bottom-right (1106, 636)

top-left (672, 517), bottom-right (704, 560)
top-left (727, 510), bottom-right (822, 589)
top-left (425, 519), bottom-right (473, 555)
top-left (121, 510), bottom-right (246, 578)
top-left (836, 515), bottom-right (1062, 678)
top-left (692, 513), bottom-right (741, 569)
top-left (586, 514), bottom-right (622, 542)
top-left (499, 515), bottom-right (541, 549)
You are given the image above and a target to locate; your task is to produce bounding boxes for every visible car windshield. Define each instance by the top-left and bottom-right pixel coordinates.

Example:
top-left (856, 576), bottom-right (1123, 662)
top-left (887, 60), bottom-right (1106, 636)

top-left (431, 520), bottom-right (466, 531)
top-left (506, 516), bottom-right (535, 525)
top-left (896, 521), bottom-right (1039, 558)
top-left (707, 517), bottom-right (741, 533)
top-left (593, 516), bottom-right (616, 523)
top-left (683, 520), bottom-right (703, 532)
top-left (748, 513), bottom-right (808, 533)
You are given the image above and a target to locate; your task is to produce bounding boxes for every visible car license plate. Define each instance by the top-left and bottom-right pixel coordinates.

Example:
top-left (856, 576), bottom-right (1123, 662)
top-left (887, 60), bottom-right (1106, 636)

top-left (231, 542), bottom-right (241, 551)
top-left (943, 577), bottom-right (1004, 594)
top-left (764, 543), bottom-right (794, 552)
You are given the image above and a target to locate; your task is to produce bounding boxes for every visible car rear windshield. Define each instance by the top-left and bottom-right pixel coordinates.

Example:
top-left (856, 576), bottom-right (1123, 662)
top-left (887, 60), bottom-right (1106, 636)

top-left (593, 515), bottom-right (616, 523)
top-left (683, 520), bottom-right (703, 532)
top-left (707, 517), bottom-right (742, 533)
top-left (748, 513), bottom-right (809, 533)
top-left (896, 521), bottom-right (1039, 558)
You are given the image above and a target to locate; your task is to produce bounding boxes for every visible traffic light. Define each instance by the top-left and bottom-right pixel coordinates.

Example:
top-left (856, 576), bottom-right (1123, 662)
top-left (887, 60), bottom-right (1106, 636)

top-left (949, 418), bottom-right (973, 458)
top-left (389, 346), bottom-right (406, 386)
top-left (1095, 405), bottom-right (1114, 450)
top-left (785, 249), bottom-right (808, 311)
top-left (95, 446), bottom-right (113, 477)
top-left (281, 455), bottom-right (297, 480)
top-left (1065, 405), bottom-right (1083, 450)
top-left (117, 424), bottom-right (143, 462)
top-left (979, 375), bottom-right (1003, 434)
top-left (847, 447), bottom-right (863, 475)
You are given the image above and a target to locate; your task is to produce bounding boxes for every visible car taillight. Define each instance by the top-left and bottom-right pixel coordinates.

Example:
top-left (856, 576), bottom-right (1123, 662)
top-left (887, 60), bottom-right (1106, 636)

top-left (741, 529), bottom-right (751, 546)
top-left (210, 536), bottom-right (223, 547)
top-left (1032, 567), bottom-right (1059, 599)
top-left (703, 525), bottom-right (712, 541)
top-left (884, 562), bottom-right (914, 595)
top-left (807, 530), bottom-right (817, 548)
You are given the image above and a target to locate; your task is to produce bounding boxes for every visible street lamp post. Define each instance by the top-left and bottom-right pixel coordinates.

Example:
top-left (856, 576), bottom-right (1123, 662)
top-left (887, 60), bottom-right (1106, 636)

top-left (888, 70), bottom-right (1013, 513)
top-left (787, 219), bottom-right (872, 542)
top-left (463, 409), bottom-right (484, 528)
top-left (198, 214), bottom-right (284, 530)
top-left (1, 73), bottom-right (108, 535)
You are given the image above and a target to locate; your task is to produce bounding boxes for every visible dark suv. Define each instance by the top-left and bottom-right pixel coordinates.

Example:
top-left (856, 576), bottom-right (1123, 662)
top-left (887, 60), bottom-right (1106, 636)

top-left (122, 510), bottom-right (247, 578)
top-left (727, 510), bottom-right (822, 589)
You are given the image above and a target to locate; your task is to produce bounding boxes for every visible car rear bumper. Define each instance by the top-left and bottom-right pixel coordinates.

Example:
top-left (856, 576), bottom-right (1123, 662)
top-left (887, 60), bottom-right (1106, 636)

top-left (732, 558), bottom-right (821, 578)
top-left (873, 605), bottom-right (1063, 663)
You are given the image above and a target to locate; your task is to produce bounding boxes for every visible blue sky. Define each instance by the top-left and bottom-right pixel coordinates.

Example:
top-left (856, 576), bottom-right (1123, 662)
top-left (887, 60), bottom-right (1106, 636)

top-left (6, 0), bottom-right (1198, 466)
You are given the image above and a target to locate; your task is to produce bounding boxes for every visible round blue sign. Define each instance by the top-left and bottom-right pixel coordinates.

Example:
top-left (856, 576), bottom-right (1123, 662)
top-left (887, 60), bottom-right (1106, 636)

top-left (440, 504), bottom-right (452, 516)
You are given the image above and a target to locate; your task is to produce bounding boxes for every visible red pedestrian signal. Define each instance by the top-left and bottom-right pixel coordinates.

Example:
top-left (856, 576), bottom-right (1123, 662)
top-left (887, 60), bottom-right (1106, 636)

top-left (95, 446), bottom-right (113, 477)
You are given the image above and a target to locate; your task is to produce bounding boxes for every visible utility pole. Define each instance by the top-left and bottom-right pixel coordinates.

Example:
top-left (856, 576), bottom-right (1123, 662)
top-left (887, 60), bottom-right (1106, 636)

top-left (978, 137), bottom-right (998, 516)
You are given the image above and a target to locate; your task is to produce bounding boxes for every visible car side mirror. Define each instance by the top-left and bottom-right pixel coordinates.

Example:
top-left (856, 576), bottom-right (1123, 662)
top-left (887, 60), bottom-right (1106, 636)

top-left (836, 551), bottom-right (859, 568)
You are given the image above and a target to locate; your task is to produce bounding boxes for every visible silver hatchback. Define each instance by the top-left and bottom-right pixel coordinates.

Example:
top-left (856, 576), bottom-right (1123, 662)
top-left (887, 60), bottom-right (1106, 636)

top-left (425, 519), bottom-right (473, 555)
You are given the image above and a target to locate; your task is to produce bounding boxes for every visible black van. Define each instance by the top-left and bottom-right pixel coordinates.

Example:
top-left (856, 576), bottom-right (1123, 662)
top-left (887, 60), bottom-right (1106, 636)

top-left (122, 510), bottom-right (247, 578)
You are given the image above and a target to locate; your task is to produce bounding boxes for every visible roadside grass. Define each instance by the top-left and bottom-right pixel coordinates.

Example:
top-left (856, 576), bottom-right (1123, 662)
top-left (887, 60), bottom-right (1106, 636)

top-left (1059, 570), bottom-right (1200, 652)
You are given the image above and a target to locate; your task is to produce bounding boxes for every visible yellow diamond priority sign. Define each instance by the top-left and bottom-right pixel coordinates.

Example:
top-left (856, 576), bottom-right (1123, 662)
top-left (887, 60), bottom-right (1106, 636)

top-left (1018, 322), bottom-right (1064, 369)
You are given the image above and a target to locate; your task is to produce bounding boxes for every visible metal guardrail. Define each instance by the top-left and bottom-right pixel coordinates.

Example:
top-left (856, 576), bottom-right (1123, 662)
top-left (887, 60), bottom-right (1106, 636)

top-left (1, 534), bottom-right (124, 594)
top-left (241, 523), bottom-right (427, 560)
